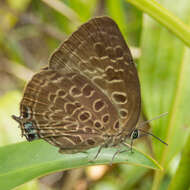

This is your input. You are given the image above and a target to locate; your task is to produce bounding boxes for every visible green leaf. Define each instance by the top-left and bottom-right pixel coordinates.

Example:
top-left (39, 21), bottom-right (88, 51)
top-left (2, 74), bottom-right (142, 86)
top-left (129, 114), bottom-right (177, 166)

top-left (0, 141), bottom-right (161, 190)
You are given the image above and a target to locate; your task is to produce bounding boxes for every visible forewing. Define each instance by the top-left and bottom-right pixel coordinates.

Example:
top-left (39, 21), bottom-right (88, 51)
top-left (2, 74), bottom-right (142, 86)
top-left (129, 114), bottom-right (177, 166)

top-left (49, 16), bottom-right (141, 134)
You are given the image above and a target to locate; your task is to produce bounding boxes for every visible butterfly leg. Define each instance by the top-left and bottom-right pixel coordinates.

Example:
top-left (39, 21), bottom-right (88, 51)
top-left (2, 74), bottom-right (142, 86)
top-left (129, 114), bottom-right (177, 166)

top-left (109, 143), bottom-right (133, 165)
top-left (89, 145), bottom-right (104, 162)
top-left (110, 147), bottom-right (123, 165)
top-left (89, 136), bottom-right (113, 162)
top-left (121, 142), bottom-right (134, 153)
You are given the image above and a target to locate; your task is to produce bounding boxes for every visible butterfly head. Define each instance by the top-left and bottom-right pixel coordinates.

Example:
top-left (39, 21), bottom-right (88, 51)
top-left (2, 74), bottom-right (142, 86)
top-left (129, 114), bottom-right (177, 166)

top-left (127, 113), bottom-right (169, 148)
top-left (12, 115), bottom-right (39, 141)
top-left (128, 127), bottom-right (168, 147)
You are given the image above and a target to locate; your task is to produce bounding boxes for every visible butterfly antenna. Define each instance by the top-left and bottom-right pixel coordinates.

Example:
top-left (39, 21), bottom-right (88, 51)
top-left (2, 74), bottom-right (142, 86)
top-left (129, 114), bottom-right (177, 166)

top-left (138, 129), bottom-right (168, 145)
top-left (138, 112), bottom-right (168, 128)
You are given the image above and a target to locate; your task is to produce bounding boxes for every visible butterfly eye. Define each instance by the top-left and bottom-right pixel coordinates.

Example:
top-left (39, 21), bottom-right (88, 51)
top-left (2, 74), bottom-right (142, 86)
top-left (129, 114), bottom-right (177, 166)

top-left (131, 129), bottom-right (139, 140)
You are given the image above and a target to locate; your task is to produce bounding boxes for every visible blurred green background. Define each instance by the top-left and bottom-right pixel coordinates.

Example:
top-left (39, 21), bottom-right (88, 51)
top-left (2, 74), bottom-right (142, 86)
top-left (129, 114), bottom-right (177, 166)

top-left (0, 0), bottom-right (190, 190)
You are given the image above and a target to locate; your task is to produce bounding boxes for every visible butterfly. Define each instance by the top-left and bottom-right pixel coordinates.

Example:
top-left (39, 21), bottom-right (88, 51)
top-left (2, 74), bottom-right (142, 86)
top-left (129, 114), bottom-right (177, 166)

top-left (12, 16), bottom-right (166, 158)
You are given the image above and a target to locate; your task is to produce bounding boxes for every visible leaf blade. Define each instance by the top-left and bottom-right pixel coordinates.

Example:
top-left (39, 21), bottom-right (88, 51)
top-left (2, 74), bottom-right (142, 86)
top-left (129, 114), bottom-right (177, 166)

top-left (0, 140), bottom-right (161, 190)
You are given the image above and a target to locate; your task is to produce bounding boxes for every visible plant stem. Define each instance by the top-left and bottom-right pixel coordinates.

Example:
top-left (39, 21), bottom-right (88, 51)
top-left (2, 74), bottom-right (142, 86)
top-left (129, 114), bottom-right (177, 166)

top-left (126, 0), bottom-right (190, 47)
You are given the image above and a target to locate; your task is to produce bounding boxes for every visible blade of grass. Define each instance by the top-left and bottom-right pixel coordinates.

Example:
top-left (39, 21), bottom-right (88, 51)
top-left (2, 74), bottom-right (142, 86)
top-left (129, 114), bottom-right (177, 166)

top-left (136, 0), bottom-right (190, 189)
top-left (106, 0), bottom-right (127, 34)
top-left (41, 0), bottom-right (80, 24)
top-left (152, 37), bottom-right (190, 190)
top-left (0, 141), bottom-right (161, 190)
top-left (126, 0), bottom-right (190, 47)
top-left (168, 133), bottom-right (190, 190)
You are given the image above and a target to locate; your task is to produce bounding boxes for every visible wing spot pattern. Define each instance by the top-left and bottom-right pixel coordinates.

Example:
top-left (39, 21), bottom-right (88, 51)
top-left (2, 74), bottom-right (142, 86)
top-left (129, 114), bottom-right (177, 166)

top-left (82, 83), bottom-right (95, 98)
top-left (78, 111), bottom-right (92, 122)
top-left (69, 85), bottom-right (82, 97)
top-left (111, 92), bottom-right (128, 104)
top-left (113, 120), bottom-right (120, 130)
top-left (119, 109), bottom-right (128, 119)
top-left (102, 114), bottom-right (110, 124)
top-left (93, 99), bottom-right (105, 112)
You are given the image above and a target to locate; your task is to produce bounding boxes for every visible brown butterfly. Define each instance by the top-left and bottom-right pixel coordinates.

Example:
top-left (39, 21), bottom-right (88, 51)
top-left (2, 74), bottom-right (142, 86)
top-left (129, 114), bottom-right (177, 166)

top-left (12, 16), bottom-right (166, 158)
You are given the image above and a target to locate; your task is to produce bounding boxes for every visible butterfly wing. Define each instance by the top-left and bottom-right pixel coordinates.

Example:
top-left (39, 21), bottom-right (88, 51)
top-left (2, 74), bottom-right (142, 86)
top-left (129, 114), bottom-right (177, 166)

top-left (49, 16), bottom-right (141, 136)
top-left (20, 69), bottom-right (120, 152)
